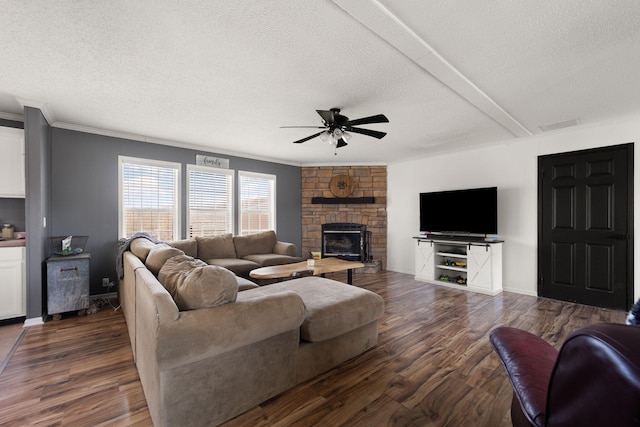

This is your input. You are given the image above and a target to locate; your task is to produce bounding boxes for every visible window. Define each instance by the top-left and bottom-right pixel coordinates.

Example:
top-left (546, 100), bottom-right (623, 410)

top-left (119, 156), bottom-right (181, 240)
top-left (238, 171), bottom-right (275, 235)
top-left (187, 165), bottom-right (234, 237)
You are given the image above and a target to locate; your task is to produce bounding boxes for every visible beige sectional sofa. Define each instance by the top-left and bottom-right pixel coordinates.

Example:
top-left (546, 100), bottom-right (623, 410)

top-left (121, 237), bottom-right (384, 427)
top-left (168, 230), bottom-right (304, 279)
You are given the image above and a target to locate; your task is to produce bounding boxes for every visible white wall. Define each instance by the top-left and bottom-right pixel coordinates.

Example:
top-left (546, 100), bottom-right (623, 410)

top-left (387, 114), bottom-right (640, 300)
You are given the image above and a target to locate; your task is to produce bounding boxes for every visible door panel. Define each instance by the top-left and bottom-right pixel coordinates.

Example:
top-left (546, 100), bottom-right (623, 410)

top-left (585, 243), bottom-right (613, 292)
top-left (539, 144), bottom-right (633, 310)
top-left (551, 242), bottom-right (575, 286)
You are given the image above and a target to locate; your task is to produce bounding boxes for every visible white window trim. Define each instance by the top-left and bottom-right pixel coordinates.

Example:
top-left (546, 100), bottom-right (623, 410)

top-left (118, 155), bottom-right (181, 240)
top-left (186, 164), bottom-right (235, 237)
top-left (238, 170), bottom-right (276, 235)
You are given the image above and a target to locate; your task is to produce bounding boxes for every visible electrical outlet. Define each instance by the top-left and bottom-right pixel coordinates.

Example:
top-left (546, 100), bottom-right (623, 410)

top-left (102, 277), bottom-right (111, 287)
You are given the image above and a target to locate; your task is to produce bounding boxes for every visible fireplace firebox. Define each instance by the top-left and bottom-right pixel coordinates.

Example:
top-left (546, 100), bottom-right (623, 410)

top-left (321, 223), bottom-right (371, 262)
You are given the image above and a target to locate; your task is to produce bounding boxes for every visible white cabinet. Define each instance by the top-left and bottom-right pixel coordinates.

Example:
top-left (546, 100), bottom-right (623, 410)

top-left (0, 247), bottom-right (26, 319)
top-left (415, 239), bottom-right (435, 281)
top-left (0, 127), bottom-right (25, 198)
top-left (414, 238), bottom-right (502, 295)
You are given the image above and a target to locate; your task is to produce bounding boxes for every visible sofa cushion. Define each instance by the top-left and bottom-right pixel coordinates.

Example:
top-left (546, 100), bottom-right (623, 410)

top-left (159, 256), bottom-right (238, 310)
top-left (233, 230), bottom-right (277, 258)
top-left (196, 234), bottom-right (236, 259)
top-left (236, 276), bottom-right (260, 291)
top-left (145, 245), bottom-right (185, 276)
top-left (130, 238), bottom-right (157, 262)
top-left (291, 278), bottom-right (384, 342)
top-left (243, 253), bottom-right (304, 267)
top-left (204, 258), bottom-right (261, 279)
top-left (236, 277), bottom-right (384, 342)
top-left (167, 239), bottom-right (197, 258)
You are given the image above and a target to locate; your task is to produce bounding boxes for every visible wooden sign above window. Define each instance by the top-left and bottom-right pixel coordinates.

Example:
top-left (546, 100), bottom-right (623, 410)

top-left (196, 155), bottom-right (229, 169)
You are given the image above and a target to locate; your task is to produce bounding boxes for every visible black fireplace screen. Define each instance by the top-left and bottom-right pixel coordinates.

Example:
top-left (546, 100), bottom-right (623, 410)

top-left (321, 223), bottom-right (370, 262)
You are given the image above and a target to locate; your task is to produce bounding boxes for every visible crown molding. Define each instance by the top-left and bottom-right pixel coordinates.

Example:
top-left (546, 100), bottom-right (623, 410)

top-left (0, 111), bottom-right (24, 122)
top-left (15, 98), bottom-right (55, 124)
top-left (52, 121), bottom-right (303, 167)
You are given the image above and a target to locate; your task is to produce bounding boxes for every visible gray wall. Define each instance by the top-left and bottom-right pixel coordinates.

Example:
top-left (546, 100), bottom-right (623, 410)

top-left (50, 128), bottom-right (302, 295)
top-left (24, 107), bottom-right (51, 318)
top-left (0, 198), bottom-right (25, 232)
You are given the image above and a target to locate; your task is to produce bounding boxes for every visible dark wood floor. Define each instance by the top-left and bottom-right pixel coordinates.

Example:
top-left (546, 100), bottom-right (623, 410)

top-left (0, 271), bottom-right (626, 426)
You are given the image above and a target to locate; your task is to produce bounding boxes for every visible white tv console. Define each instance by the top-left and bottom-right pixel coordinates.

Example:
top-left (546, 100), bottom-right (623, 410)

top-left (414, 236), bottom-right (503, 295)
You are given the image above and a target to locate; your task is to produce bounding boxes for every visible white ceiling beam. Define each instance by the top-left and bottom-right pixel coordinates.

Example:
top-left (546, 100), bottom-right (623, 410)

top-left (332, 0), bottom-right (532, 138)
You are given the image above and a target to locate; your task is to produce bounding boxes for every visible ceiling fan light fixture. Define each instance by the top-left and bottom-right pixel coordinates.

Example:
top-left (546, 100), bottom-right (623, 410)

top-left (320, 130), bottom-right (331, 142)
top-left (342, 131), bottom-right (352, 141)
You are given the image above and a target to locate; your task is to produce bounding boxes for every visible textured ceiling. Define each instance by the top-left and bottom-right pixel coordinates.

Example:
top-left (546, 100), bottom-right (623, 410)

top-left (1, 1), bottom-right (639, 165)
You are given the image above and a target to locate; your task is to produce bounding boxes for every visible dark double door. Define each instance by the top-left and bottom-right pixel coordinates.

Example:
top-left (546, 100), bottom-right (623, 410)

top-left (538, 144), bottom-right (633, 310)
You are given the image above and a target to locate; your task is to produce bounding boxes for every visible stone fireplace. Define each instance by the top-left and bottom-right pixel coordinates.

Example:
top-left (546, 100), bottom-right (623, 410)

top-left (301, 166), bottom-right (387, 270)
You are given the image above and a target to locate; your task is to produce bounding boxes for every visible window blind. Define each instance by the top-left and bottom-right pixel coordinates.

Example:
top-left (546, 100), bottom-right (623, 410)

top-left (188, 166), bottom-right (234, 237)
top-left (120, 157), bottom-right (180, 240)
top-left (239, 171), bottom-right (275, 235)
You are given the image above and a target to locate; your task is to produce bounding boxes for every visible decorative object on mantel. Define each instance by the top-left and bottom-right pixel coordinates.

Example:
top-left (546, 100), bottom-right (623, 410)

top-left (312, 174), bottom-right (373, 204)
top-left (329, 175), bottom-right (355, 198)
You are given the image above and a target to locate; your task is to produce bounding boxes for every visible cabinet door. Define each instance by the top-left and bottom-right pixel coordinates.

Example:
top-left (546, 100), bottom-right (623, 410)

top-left (415, 240), bottom-right (435, 280)
top-left (467, 245), bottom-right (492, 290)
top-left (0, 258), bottom-right (25, 319)
top-left (0, 127), bottom-right (25, 197)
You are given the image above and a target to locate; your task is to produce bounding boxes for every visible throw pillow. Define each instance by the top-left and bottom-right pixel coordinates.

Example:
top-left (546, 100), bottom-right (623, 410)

top-left (159, 257), bottom-right (238, 310)
top-left (196, 234), bottom-right (236, 259)
top-left (158, 254), bottom-right (207, 297)
top-left (167, 238), bottom-right (197, 258)
top-left (145, 244), bottom-right (184, 276)
top-left (130, 238), bottom-right (157, 262)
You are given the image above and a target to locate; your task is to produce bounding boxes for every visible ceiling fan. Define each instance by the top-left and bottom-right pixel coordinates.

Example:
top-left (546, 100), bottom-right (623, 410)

top-left (282, 108), bottom-right (389, 150)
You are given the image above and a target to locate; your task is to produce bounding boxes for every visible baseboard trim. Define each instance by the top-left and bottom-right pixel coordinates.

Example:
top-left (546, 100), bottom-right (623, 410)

top-left (23, 317), bottom-right (44, 327)
top-left (502, 287), bottom-right (538, 297)
top-left (91, 292), bottom-right (118, 300)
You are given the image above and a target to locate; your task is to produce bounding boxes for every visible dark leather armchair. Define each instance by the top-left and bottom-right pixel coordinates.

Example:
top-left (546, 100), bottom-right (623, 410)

top-left (490, 324), bottom-right (640, 427)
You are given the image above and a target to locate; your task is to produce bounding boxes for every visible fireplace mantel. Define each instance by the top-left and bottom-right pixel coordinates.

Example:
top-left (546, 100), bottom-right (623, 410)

top-left (311, 197), bottom-right (375, 204)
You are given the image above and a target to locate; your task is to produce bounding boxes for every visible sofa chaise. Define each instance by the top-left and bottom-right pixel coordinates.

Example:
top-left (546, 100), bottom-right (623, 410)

top-left (121, 237), bottom-right (384, 427)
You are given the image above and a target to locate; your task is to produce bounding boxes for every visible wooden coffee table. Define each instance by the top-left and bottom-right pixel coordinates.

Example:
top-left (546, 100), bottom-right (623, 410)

top-left (250, 258), bottom-right (364, 285)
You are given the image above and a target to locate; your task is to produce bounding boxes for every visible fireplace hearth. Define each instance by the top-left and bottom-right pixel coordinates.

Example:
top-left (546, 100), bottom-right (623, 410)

top-left (322, 223), bottom-right (371, 262)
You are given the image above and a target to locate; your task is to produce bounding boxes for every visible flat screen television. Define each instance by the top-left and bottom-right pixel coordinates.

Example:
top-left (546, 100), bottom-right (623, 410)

top-left (419, 187), bottom-right (498, 235)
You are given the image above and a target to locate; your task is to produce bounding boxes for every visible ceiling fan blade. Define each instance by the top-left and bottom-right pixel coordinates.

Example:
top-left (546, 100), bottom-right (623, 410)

top-left (316, 109), bottom-right (335, 125)
top-left (280, 126), bottom-right (325, 129)
top-left (347, 114), bottom-right (389, 126)
top-left (336, 138), bottom-right (348, 148)
top-left (346, 126), bottom-right (387, 139)
top-left (292, 131), bottom-right (326, 144)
